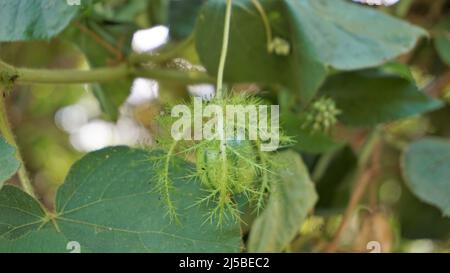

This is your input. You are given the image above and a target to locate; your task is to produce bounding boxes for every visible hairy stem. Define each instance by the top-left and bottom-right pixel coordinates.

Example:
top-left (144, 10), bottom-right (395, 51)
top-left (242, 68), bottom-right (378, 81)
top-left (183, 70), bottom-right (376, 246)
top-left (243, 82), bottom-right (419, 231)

top-left (0, 92), bottom-right (35, 197)
top-left (218, 145), bottom-right (229, 223)
top-left (256, 147), bottom-right (270, 212)
top-left (162, 141), bottom-right (179, 221)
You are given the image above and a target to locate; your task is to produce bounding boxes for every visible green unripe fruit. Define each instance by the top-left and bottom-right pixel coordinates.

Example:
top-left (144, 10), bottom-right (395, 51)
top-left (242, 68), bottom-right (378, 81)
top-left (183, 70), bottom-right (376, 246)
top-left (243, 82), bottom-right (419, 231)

top-left (196, 139), bottom-right (257, 193)
top-left (196, 143), bottom-right (221, 189)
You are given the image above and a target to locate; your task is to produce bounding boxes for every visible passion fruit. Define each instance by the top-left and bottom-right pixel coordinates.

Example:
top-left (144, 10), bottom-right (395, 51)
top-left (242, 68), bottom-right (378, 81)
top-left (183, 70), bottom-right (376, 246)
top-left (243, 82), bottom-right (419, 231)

top-left (196, 139), bottom-right (257, 193)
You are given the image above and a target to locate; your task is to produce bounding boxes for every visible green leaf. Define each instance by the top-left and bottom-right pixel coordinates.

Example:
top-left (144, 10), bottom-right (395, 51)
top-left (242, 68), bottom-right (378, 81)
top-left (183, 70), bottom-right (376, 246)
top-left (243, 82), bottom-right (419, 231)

top-left (380, 62), bottom-right (415, 82)
top-left (284, 0), bottom-right (426, 70)
top-left (63, 20), bottom-right (136, 120)
top-left (293, 128), bottom-right (342, 154)
top-left (0, 137), bottom-right (20, 189)
top-left (0, 185), bottom-right (46, 240)
top-left (148, 0), bottom-right (169, 25)
top-left (434, 19), bottom-right (450, 66)
top-left (169, 0), bottom-right (205, 40)
top-left (402, 137), bottom-right (450, 217)
top-left (279, 91), bottom-right (342, 153)
top-left (0, 147), bottom-right (241, 252)
top-left (248, 150), bottom-right (318, 252)
top-left (316, 147), bottom-right (356, 209)
top-left (0, 0), bottom-right (80, 42)
top-left (0, 229), bottom-right (77, 253)
top-left (283, 112), bottom-right (342, 154)
top-left (195, 0), bottom-right (425, 103)
top-left (397, 180), bottom-right (450, 239)
top-left (195, 0), bottom-right (327, 103)
top-left (92, 0), bottom-right (149, 24)
top-left (320, 71), bottom-right (444, 127)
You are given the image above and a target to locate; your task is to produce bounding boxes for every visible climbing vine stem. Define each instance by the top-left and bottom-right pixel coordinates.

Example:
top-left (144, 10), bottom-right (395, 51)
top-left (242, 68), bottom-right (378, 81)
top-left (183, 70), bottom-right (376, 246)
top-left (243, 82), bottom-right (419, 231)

top-left (0, 91), bottom-right (35, 198)
top-left (216, 0), bottom-right (233, 99)
top-left (251, 0), bottom-right (273, 51)
top-left (129, 34), bottom-right (195, 64)
top-left (0, 59), bottom-right (214, 85)
top-left (215, 0), bottom-right (233, 224)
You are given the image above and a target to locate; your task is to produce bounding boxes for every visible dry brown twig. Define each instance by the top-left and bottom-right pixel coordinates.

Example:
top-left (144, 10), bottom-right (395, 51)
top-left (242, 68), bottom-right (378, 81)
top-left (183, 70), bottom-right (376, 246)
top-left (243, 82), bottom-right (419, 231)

top-left (323, 137), bottom-right (382, 253)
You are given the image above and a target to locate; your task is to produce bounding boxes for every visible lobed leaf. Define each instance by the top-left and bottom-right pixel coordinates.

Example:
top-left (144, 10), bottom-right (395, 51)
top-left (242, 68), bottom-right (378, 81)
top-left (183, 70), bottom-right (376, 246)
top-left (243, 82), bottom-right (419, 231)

top-left (248, 150), bottom-right (318, 252)
top-left (0, 147), bottom-right (242, 253)
top-left (0, 137), bottom-right (20, 189)
top-left (0, 0), bottom-right (81, 41)
top-left (320, 71), bottom-right (444, 127)
top-left (195, 0), bottom-right (425, 103)
top-left (402, 137), bottom-right (450, 217)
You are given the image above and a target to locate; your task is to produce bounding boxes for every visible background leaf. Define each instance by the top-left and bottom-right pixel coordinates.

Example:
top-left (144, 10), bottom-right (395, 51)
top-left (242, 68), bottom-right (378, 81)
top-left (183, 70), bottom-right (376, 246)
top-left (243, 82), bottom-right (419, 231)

top-left (0, 229), bottom-right (77, 253)
top-left (284, 0), bottom-right (426, 70)
top-left (248, 150), bottom-right (318, 252)
top-left (195, 0), bottom-right (326, 103)
top-left (402, 137), bottom-right (450, 217)
top-left (278, 92), bottom-right (342, 154)
top-left (434, 19), bottom-right (450, 66)
top-left (0, 0), bottom-right (80, 41)
top-left (63, 19), bottom-right (137, 120)
top-left (397, 181), bottom-right (450, 240)
top-left (284, 112), bottom-right (342, 154)
top-left (169, 0), bottom-right (205, 40)
top-left (0, 147), bottom-right (241, 253)
top-left (0, 137), bottom-right (20, 189)
top-left (320, 71), bottom-right (444, 127)
top-left (195, 0), bottom-right (425, 103)
top-left (315, 146), bottom-right (357, 209)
